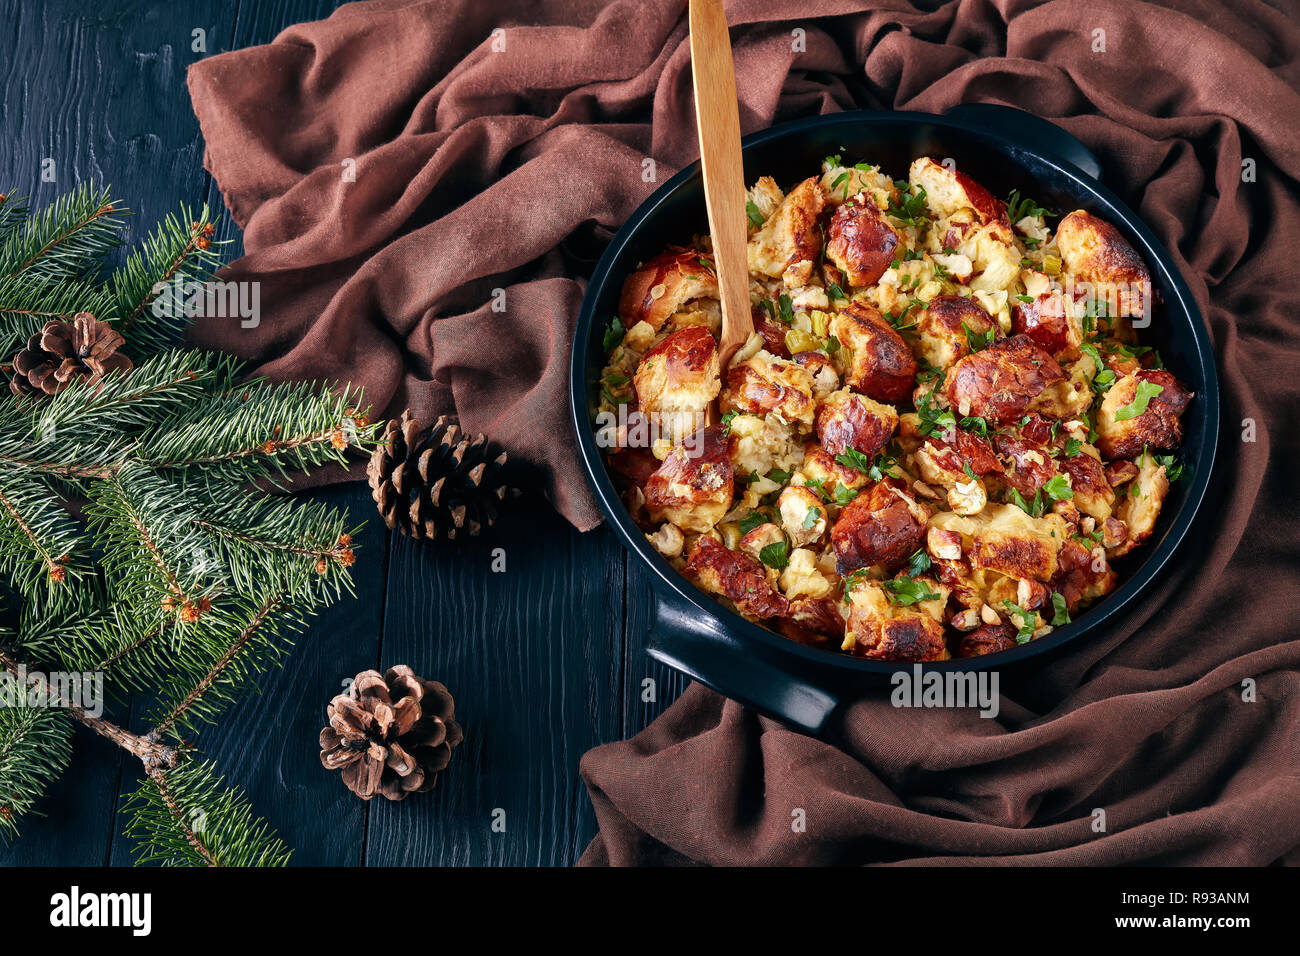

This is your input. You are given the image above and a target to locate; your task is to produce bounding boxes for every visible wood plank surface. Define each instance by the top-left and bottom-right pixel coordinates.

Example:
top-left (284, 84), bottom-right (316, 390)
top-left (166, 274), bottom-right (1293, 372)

top-left (1, 0), bottom-right (681, 867)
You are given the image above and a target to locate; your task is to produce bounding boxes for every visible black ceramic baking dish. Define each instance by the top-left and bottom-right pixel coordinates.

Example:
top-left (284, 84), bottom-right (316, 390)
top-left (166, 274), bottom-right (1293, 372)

top-left (570, 104), bottom-right (1219, 736)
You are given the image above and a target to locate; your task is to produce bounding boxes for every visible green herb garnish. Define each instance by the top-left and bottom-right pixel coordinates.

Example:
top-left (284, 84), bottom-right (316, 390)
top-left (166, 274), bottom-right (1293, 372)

top-left (886, 182), bottom-right (928, 227)
top-left (906, 548), bottom-right (932, 578)
top-left (1115, 380), bottom-right (1164, 421)
top-left (1042, 474), bottom-right (1073, 502)
top-left (759, 540), bottom-right (790, 570)
top-left (1001, 599), bottom-right (1036, 643)
top-left (1051, 592), bottom-right (1071, 626)
top-left (962, 320), bottom-right (995, 352)
top-left (882, 577), bottom-right (940, 606)
top-left (777, 293), bottom-right (794, 325)
top-left (603, 316), bottom-right (625, 351)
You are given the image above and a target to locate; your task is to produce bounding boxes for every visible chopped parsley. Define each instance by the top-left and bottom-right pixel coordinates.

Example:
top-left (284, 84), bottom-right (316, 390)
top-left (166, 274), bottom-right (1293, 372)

top-left (1042, 474), bottom-right (1074, 502)
top-left (963, 320), bottom-right (995, 352)
top-left (825, 334), bottom-right (841, 354)
top-left (746, 200), bottom-right (766, 228)
top-left (916, 390), bottom-right (958, 437)
top-left (1001, 599), bottom-right (1036, 643)
top-left (1115, 380), bottom-right (1164, 421)
top-left (836, 448), bottom-right (897, 482)
top-left (885, 301), bottom-right (919, 332)
top-left (1005, 189), bottom-right (1054, 223)
top-left (759, 540), bottom-right (790, 570)
top-left (766, 467), bottom-right (793, 484)
top-left (603, 316), bottom-right (625, 351)
top-left (886, 181), bottom-right (928, 227)
top-left (777, 292), bottom-right (794, 325)
top-left (827, 283), bottom-right (847, 302)
top-left (738, 510), bottom-right (768, 535)
top-left (959, 415), bottom-right (990, 437)
top-left (1050, 592), bottom-right (1071, 626)
top-left (831, 170), bottom-right (852, 200)
top-left (802, 506), bottom-right (820, 530)
top-left (915, 358), bottom-right (943, 385)
top-left (906, 548), bottom-right (932, 578)
top-left (1063, 436), bottom-right (1082, 458)
top-left (831, 483), bottom-right (859, 506)
top-left (720, 409), bottom-right (738, 436)
top-left (1155, 453), bottom-right (1184, 482)
top-left (1080, 343), bottom-right (1116, 394)
top-left (1009, 487), bottom-right (1045, 518)
top-left (883, 577), bottom-right (940, 606)
top-left (834, 447), bottom-right (874, 473)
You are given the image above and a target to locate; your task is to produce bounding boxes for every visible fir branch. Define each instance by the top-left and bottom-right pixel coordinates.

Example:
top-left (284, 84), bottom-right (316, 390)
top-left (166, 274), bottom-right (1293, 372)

top-left (0, 649), bottom-right (179, 772)
top-left (0, 183), bottom-right (368, 865)
top-left (87, 464), bottom-right (225, 624)
top-left (0, 471), bottom-right (88, 596)
top-left (187, 478), bottom-right (358, 603)
top-left (11, 599), bottom-right (170, 701)
top-left (0, 352), bottom-right (239, 481)
top-left (0, 698), bottom-right (73, 841)
top-left (111, 204), bottom-right (226, 355)
top-left (123, 755), bottom-right (292, 867)
top-left (0, 190), bottom-right (29, 242)
top-left (150, 591), bottom-right (298, 737)
top-left (0, 275), bottom-right (115, 359)
top-left (0, 182), bottom-right (122, 285)
top-left (34, 349), bottom-right (232, 438)
top-left (137, 379), bottom-right (377, 484)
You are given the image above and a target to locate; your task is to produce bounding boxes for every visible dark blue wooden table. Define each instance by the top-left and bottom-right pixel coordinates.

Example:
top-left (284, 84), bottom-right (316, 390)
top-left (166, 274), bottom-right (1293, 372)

top-left (0, 0), bottom-right (685, 866)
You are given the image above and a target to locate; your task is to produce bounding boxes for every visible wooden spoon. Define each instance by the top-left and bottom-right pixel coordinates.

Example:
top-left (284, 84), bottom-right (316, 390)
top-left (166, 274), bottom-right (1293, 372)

top-left (689, 0), bottom-right (753, 395)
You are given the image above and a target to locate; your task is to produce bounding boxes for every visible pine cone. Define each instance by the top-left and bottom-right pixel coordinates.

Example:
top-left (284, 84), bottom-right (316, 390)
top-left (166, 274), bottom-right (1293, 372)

top-left (8, 312), bottom-right (132, 397)
top-left (319, 666), bottom-right (463, 802)
top-left (367, 410), bottom-right (518, 540)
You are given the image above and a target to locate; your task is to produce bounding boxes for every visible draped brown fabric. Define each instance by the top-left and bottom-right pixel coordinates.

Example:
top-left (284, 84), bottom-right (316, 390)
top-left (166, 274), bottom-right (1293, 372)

top-left (188, 0), bottom-right (1300, 865)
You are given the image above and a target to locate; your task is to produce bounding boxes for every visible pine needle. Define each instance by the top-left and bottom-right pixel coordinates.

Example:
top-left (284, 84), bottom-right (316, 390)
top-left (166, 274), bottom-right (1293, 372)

top-left (0, 185), bottom-right (379, 863)
top-left (0, 703), bottom-right (74, 841)
top-left (122, 756), bottom-right (292, 867)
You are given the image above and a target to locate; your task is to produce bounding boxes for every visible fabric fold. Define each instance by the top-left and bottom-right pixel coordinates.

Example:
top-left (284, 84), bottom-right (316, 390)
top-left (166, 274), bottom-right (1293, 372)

top-left (188, 0), bottom-right (1300, 864)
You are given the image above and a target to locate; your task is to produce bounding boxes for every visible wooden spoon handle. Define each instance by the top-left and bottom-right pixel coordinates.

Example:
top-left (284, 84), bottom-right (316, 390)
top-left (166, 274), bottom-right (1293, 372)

top-left (689, 0), bottom-right (753, 372)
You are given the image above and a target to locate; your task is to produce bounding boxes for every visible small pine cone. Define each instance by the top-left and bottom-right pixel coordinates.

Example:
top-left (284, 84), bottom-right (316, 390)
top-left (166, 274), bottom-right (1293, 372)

top-left (8, 313), bottom-right (132, 397)
top-left (319, 666), bottom-right (463, 801)
top-left (367, 410), bottom-right (520, 541)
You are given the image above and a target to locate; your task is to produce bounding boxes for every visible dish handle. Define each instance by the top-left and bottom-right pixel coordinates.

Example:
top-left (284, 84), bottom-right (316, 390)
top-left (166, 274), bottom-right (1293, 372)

top-left (944, 103), bottom-right (1102, 181)
top-left (645, 592), bottom-right (841, 737)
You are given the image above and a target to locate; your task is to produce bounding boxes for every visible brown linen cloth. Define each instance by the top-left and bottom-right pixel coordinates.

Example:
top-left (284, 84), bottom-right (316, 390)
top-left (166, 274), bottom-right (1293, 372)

top-left (187, 0), bottom-right (1300, 864)
top-left (577, 0), bottom-right (1300, 866)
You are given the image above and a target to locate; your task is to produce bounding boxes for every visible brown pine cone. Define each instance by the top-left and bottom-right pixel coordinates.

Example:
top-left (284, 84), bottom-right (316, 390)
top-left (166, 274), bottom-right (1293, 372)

top-left (319, 665), bottom-right (463, 801)
top-left (367, 410), bottom-right (519, 540)
top-left (9, 312), bottom-right (132, 397)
